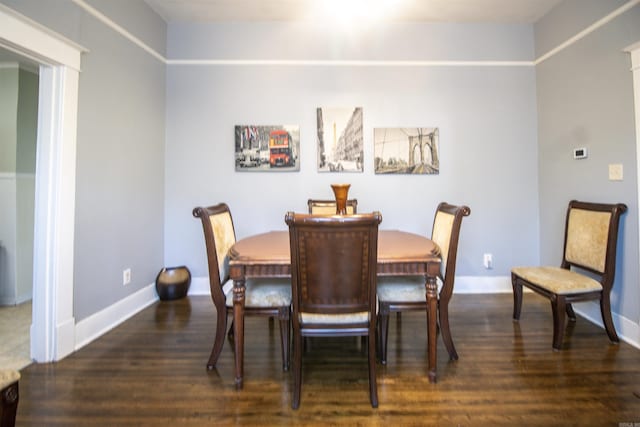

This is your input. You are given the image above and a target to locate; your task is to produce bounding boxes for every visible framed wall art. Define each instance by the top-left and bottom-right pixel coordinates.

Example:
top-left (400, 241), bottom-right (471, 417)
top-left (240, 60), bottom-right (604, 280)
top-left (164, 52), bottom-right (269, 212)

top-left (235, 125), bottom-right (300, 172)
top-left (374, 127), bottom-right (439, 174)
top-left (316, 107), bottom-right (363, 172)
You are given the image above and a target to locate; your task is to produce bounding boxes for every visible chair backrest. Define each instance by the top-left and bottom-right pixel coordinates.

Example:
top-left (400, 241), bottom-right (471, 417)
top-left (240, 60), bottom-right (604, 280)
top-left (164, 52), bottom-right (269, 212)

top-left (431, 202), bottom-right (471, 298)
top-left (192, 203), bottom-right (237, 301)
top-left (307, 199), bottom-right (358, 215)
top-left (285, 212), bottom-right (381, 324)
top-left (561, 200), bottom-right (627, 289)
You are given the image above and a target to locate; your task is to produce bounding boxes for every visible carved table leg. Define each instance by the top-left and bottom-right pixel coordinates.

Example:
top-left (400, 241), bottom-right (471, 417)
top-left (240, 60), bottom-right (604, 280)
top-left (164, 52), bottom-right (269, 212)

top-left (233, 277), bottom-right (246, 389)
top-left (426, 273), bottom-right (438, 383)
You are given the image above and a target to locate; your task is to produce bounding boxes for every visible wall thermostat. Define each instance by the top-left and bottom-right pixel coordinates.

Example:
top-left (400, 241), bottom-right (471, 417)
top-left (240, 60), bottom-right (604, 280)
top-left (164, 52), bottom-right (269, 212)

top-left (573, 147), bottom-right (588, 159)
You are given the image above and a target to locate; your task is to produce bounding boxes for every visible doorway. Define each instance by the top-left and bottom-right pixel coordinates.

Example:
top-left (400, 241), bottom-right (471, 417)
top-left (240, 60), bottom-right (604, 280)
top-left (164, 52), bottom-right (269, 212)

top-left (0, 50), bottom-right (39, 369)
top-left (0, 5), bottom-right (84, 363)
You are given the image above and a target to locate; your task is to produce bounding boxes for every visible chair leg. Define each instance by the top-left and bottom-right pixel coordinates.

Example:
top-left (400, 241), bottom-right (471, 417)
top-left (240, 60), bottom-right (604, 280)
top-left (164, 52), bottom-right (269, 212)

top-left (368, 331), bottom-right (379, 408)
top-left (438, 299), bottom-right (458, 360)
top-left (551, 295), bottom-right (567, 350)
top-left (378, 312), bottom-right (390, 365)
top-left (600, 294), bottom-right (620, 343)
top-left (566, 303), bottom-right (576, 321)
top-left (511, 274), bottom-right (523, 321)
top-left (292, 329), bottom-right (302, 410)
top-left (207, 306), bottom-right (228, 369)
top-left (279, 314), bottom-right (291, 371)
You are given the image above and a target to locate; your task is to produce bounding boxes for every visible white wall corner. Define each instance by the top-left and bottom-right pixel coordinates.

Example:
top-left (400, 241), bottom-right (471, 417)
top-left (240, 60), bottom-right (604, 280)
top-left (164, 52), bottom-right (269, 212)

top-left (74, 283), bottom-right (158, 351)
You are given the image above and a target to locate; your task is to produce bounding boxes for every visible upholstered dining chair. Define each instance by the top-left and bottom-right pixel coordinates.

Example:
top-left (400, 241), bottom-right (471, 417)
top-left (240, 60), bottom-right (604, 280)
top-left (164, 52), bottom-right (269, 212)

top-left (307, 199), bottom-right (358, 215)
top-left (377, 202), bottom-right (470, 363)
top-left (511, 200), bottom-right (627, 350)
top-left (193, 203), bottom-right (291, 371)
top-left (286, 211), bottom-right (382, 409)
top-left (0, 370), bottom-right (19, 427)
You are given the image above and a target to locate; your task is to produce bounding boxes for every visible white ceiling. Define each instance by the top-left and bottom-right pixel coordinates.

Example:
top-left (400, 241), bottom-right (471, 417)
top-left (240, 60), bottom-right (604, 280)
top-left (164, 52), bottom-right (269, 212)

top-left (143, 0), bottom-right (563, 24)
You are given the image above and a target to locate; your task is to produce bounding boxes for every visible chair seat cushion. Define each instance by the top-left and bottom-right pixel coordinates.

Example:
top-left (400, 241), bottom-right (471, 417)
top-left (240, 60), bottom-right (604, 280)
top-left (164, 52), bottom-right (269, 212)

top-left (377, 275), bottom-right (429, 302)
top-left (224, 277), bottom-right (291, 307)
top-left (511, 266), bottom-right (603, 295)
top-left (300, 312), bottom-right (369, 324)
top-left (0, 370), bottom-right (20, 389)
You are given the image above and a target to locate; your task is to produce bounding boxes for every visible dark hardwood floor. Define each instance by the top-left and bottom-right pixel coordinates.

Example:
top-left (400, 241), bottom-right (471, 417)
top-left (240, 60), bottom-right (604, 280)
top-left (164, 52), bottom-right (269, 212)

top-left (16, 294), bottom-right (640, 426)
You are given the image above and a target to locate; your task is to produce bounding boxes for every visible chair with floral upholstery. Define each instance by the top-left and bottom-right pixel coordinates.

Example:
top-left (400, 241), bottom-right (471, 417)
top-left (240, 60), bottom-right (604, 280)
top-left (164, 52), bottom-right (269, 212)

top-left (307, 199), bottom-right (358, 215)
top-left (377, 202), bottom-right (470, 363)
top-left (511, 200), bottom-right (627, 350)
top-left (193, 203), bottom-right (291, 370)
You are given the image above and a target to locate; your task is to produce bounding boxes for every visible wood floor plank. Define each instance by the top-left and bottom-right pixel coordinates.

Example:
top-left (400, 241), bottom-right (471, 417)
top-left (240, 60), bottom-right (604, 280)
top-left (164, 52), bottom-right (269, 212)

top-left (15, 294), bottom-right (640, 426)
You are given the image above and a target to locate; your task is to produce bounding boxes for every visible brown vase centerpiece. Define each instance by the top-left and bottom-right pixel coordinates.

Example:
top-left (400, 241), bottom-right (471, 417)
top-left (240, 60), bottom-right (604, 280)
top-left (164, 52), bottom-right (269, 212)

top-left (331, 183), bottom-right (351, 215)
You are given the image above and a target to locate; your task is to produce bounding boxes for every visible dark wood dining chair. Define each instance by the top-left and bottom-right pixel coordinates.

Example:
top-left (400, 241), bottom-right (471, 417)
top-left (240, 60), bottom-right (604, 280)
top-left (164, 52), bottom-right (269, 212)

top-left (307, 199), bottom-right (358, 215)
top-left (193, 203), bottom-right (291, 371)
top-left (511, 200), bottom-right (627, 350)
top-left (377, 202), bottom-right (470, 363)
top-left (0, 370), bottom-right (19, 427)
top-left (286, 211), bottom-right (382, 409)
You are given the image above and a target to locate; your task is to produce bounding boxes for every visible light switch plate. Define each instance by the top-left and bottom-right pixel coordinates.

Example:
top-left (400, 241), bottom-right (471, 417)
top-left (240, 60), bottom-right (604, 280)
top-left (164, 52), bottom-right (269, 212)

top-left (609, 164), bottom-right (623, 181)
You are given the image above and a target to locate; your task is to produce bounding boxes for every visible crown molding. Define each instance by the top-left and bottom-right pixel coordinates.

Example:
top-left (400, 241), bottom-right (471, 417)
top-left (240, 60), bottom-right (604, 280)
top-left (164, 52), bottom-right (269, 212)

top-left (72, 0), bottom-right (640, 68)
top-left (535, 0), bottom-right (640, 65)
top-left (71, 0), bottom-right (163, 63)
top-left (166, 58), bottom-right (534, 67)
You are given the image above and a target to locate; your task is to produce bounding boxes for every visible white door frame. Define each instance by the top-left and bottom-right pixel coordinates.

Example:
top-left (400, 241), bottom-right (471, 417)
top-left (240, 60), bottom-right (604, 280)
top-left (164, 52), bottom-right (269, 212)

top-left (0, 4), bottom-right (84, 362)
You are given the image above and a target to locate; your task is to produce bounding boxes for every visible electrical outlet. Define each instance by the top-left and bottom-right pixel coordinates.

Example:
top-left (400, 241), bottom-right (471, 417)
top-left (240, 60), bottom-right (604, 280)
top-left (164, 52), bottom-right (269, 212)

top-left (483, 253), bottom-right (493, 269)
top-left (123, 268), bottom-right (131, 285)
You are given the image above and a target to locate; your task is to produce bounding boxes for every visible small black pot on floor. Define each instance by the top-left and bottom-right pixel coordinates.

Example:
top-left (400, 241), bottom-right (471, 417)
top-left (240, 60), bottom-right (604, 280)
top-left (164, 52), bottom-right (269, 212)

top-left (155, 266), bottom-right (191, 301)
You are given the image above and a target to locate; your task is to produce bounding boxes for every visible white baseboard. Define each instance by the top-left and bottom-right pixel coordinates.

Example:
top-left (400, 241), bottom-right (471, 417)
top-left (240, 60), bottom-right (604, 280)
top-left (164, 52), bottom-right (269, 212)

top-left (16, 292), bottom-right (32, 305)
top-left (56, 317), bottom-right (76, 360)
top-left (74, 283), bottom-right (158, 351)
top-left (454, 275), bottom-right (513, 293)
top-left (572, 301), bottom-right (640, 350)
top-left (0, 293), bottom-right (32, 306)
top-left (188, 276), bottom-right (211, 295)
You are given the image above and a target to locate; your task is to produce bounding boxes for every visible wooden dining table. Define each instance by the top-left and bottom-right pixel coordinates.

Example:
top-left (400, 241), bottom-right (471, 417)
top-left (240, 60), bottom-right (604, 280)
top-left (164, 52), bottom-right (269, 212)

top-left (228, 229), bottom-right (442, 388)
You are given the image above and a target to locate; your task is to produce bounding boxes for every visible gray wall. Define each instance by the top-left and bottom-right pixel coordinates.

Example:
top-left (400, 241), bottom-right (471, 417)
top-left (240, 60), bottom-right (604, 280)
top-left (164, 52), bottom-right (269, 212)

top-left (0, 66), bottom-right (37, 305)
top-left (0, 67), bottom-right (17, 173)
top-left (164, 22), bottom-right (541, 281)
top-left (3, 0), bottom-right (639, 335)
top-left (534, 0), bottom-right (630, 57)
top-left (15, 68), bottom-right (37, 302)
top-left (1, 0), bottom-right (167, 321)
top-left (535, 2), bottom-right (640, 321)
top-left (0, 66), bottom-right (19, 304)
